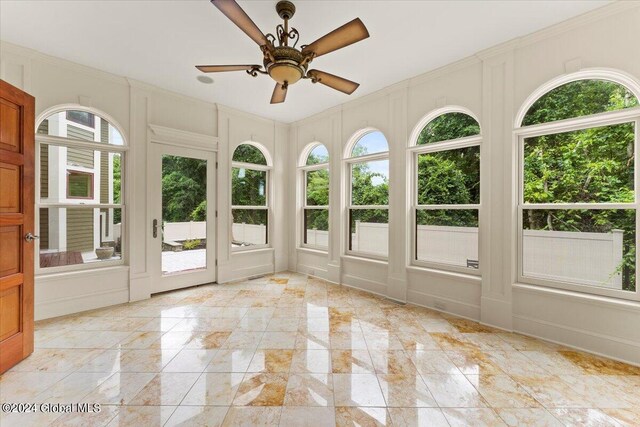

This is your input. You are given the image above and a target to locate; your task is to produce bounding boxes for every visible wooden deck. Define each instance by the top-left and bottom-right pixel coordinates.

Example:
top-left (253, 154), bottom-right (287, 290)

top-left (39, 251), bottom-right (84, 268)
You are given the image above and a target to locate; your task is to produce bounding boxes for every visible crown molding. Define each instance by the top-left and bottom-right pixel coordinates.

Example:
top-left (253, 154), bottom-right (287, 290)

top-left (1, 40), bottom-right (128, 86)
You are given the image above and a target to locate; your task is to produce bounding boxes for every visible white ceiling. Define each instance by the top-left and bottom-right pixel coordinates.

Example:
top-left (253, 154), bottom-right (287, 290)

top-left (0, 0), bottom-right (609, 123)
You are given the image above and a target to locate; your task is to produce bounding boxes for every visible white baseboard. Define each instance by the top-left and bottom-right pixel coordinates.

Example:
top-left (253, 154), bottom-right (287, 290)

top-left (296, 263), bottom-right (329, 280)
top-left (35, 288), bottom-right (129, 321)
top-left (513, 314), bottom-right (640, 366)
top-left (342, 273), bottom-right (387, 295)
top-left (408, 289), bottom-right (481, 320)
top-left (218, 263), bottom-right (274, 283)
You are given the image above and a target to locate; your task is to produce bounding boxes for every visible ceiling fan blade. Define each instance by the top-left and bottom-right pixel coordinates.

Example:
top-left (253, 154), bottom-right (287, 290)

top-left (307, 70), bottom-right (360, 95)
top-left (211, 0), bottom-right (268, 47)
top-left (196, 64), bottom-right (260, 73)
top-left (302, 18), bottom-right (369, 58)
top-left (270, 83), bottom-right (287, 104)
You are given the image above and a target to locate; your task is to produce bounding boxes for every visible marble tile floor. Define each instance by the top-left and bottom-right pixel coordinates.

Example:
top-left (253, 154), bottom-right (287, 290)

top-left (1, 271), bottom-right (639, 426)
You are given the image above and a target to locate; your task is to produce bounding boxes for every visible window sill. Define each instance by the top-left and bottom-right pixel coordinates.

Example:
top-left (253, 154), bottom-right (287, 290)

top-left (341, 254), bottom-right (388, 266)
top-left (407, 265), bottom-right (481, 284)
top-left (298, 247), bottom-right (328, 256)
top-left (512, 283), bottom-right (640, 311)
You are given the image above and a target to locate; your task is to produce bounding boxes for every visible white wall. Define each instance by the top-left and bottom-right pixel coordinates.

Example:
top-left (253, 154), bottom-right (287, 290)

top-left (289, 2), bottom-right (640, 365)
top-left (0, 41), bottom-right (289, 319)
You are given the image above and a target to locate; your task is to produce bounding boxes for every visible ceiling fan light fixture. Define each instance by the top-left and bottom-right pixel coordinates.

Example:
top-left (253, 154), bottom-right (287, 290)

top-left (201, 0), bottom-right (369, 104)
top-left (265, 46), bottom-right (306, 85)
top-left (268, 63), bottom-right (303, 85)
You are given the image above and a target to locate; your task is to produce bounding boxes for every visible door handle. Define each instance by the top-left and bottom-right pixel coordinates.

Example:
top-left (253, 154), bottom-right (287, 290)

top-left (152, 219), bottom-right (158, 238)
top-left (25, 233), bottom-right (39, 243)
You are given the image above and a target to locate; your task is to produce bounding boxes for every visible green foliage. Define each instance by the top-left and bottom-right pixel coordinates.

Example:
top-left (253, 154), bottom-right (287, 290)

top-left (162, 155), bottom-right (207, 223)
top-left (306, 169), bottom-right (329, 206)
top-left (522, 79), bottom-right (638, 291)
top-left (232, 208), bottom-right (267, 226)
top-left (182, 239), bottom-right (201, 250)
top-left (232, 168), bottom-right (266, 206)
top-left (417, 209), bottom-right (478, 227)
top-left (417, 146), bottom-right (480, 227)
top-left (233, 144), bottom-right (267, 165)
top-left (523, 80), bottom-right (638, 126)
top-left (113, 154), bottom-right (122, 223)
top-left (417, 112), bottom-right (480, 145)
top-left (191, 200), bottom-right (207, 221)
top-left (351, 160), bottom-right (389, 223)
top-left (304, 209), bottom-right (329, 232)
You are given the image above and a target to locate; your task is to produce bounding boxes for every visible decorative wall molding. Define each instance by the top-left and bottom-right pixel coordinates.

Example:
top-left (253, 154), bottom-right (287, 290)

top-left (148, 124), bottom-right (218, 151)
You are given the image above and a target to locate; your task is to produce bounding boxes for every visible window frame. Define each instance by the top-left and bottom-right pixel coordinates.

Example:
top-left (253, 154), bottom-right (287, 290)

top-left (515, 77), bottom-right (640, 301)
top-left (344, 130), bottom-right (390, 261)
top-left (409, 130), bottom-right (482, 275)
top-left (35, 106), bottom-right (127, 275)
top-left (231, 143), bottom-right (271, 252)
top-left (299, 143), bottom-right (330, 251)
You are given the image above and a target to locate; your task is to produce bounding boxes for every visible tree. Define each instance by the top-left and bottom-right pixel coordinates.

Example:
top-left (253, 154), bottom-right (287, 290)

top-left (161, 155), bottom-right (207, 223)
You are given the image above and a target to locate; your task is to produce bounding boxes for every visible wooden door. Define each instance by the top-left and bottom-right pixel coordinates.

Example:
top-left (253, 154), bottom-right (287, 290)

top-left (0, 79), bottom-right (35, 374)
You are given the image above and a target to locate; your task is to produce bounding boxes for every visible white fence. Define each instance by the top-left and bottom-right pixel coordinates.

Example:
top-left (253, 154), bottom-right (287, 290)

top-left (522, 229), bottom-right (623, 289)
top-left (305, 229), bottom-right (329, 247)
top-left (163, 221), bottom-right (206, 242)
top-left (349, 222), bottom-right (624, 289)
top-left (232, 223), bottom-right (266, 246)
top-left (152, 220), bottom-right (625, 289)
top-left (415, 225), bottom-right (478, 267)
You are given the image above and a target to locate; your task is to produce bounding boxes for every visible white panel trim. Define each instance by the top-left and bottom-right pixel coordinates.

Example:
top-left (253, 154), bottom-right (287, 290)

top-left (148, 124), bottom-right (218, 151)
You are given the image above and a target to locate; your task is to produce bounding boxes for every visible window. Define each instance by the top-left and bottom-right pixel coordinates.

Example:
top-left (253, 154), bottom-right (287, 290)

top-left (518, 77), bottom-right (640, 299)
top-left (300, 144), bottom-right (329, 249)
top-left (411, 110), bottom-right (481, 272)
top-left (231, 143), bottom-right (270, 249)
top-left (66, 110), bottom-right (95, 128)
top-left (36, 108), bottom-right (126, 271)
top-left (345, 130), bottom-right (389, 258)
top-left (67, 171), bottom-right (93, 199)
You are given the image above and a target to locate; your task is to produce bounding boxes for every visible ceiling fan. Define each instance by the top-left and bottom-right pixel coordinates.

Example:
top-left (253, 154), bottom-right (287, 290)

top-left (196, 0), bottom-right (370, 104)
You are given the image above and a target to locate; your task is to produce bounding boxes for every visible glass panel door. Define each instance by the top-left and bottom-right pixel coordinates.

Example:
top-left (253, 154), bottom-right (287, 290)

top-left (150, 143), bottom-right (216, 294)
top-left (161, 154), bottom-right (208, 275)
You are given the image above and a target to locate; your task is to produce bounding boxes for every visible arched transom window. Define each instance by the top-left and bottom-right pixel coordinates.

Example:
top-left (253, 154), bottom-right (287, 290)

top-left (517, 76), bottom-right (640, 299)
top-left (410, 110), bottom-right (481, 272)
top-left (231, 143), bottom-right (270, 249)
top-left (36, 108), bottom-right (126, 272)
top-left (300, 144), bottom-right (329, 249)
top-left (345, 130), bottom-right (389, 259)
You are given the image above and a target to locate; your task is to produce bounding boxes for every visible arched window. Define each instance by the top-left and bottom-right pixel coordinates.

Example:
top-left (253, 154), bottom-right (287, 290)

top-left (517, 75), bottom-right (640, 299)
top-left (410, 109), bottom-right (481, 272)
top-left (300, 143), bottom-right (329, 249)
top-left (231, 143), bottom-right (270, 249)
top-left (36, 107), bottom-right (126, 271)
top-left (344, 130), bottom-right (389, 258)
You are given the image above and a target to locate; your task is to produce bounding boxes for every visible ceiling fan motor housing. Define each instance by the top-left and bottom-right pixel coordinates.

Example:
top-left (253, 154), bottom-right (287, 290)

top-left (276, 1), bottom-right (296, 20)
top-left (265, 46), bottom-right (307, 85)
